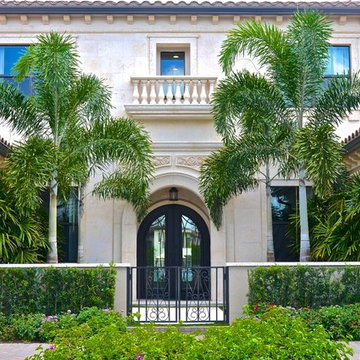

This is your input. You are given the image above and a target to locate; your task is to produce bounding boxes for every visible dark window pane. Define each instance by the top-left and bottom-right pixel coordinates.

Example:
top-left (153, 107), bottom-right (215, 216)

top-left (271, 187), bottom-right (297, 222)
top-left (271, 186), bottom-right (312, 261)
top-left (57, 188), bottom-right (79, 263)
top-left (271, 186), bottom-right (298, 261)
top-left (325, 46), bottom-right (350, 76)
top-left (273, 224), bottom-right (299, 262)
top-left (160, 51), bottom-right (185, 76)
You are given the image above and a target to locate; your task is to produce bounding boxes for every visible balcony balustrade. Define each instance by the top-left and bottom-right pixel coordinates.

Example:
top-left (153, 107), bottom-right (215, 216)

top-left (130, 76), bottom-right (217, 105)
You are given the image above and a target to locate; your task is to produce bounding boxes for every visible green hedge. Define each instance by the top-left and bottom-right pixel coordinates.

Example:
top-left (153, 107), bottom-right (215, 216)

top-left (0, 266), bottom-right (116, 315)
top-left (248, 265), bottom-right (360, 308)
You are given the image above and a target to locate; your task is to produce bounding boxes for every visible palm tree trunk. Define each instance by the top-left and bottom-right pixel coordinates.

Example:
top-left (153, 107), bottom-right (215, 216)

top-left (47, 176), bottom-right (58, 263)
top-left (265, 164), bottom-right (275, 261)
top-left (299, 168), bottom-right (310, 261)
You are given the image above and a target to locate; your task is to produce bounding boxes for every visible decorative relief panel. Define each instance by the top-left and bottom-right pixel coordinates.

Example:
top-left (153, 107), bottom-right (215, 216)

top-left (153, 156), bottom-right (171, 167)
top-left (176, 156), bottom-right (207, 169)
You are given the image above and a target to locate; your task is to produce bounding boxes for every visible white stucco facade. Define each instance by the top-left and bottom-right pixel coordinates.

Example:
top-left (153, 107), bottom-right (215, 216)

top-left (1, 0), bottom-right (360, 265)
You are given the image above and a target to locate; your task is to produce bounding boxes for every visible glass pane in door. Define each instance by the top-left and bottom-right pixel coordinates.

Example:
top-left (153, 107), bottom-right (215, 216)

top-left (181, 215), bottom-right (201, 267)
top-left (145, 215), bottom-right (166, 267)
top-left (145, 215), bottom-right (166, 286)
top-left (181, 215), bottom-right (201, 286)
top-left (181, 214), bottom-right (209, 300)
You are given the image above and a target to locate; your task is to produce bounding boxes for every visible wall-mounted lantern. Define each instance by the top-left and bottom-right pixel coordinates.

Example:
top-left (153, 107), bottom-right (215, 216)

top-left (169, 187), bottom-right (178, 201)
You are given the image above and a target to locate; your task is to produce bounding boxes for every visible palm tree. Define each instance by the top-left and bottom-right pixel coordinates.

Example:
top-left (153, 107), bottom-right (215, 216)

top-left (200, 11), bottom-right (360, 261)
top-left (0, 33), bottom-right (154, 263)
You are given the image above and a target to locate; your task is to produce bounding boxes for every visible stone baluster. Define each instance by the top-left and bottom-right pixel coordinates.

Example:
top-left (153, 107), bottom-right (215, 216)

top-left (208, 79), bottom-right (216, 102)
top-left (157, 79), bottom-right (166, 104)
top-left (132, 79), bottom-right (140, 104)
top-left (199, 80), bottom-right (207, 104)
top-left (140, 80), bottom-right (148, 104)
top-left (149, 80), bottom-right (156, 104)
top-left (183, 80), bottom-right (191, 104)
top-left (192, 80), bottom-right (200, 104)
top-left (174, 79), bottom-right (182, 104)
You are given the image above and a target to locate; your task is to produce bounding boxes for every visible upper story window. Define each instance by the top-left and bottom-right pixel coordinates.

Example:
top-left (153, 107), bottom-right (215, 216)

top-left (156, 44), bottom-right (190, 76)
top-left (160, 52), bottom-right (185, 76)
top-left (0, 45), bottom-right (33, 96)
top-left (324, 46), bottom-right (350, 83)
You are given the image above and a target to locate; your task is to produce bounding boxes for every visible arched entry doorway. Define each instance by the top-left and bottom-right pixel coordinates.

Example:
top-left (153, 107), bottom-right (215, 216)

top-left (137, 204), bottom-right (210, 299)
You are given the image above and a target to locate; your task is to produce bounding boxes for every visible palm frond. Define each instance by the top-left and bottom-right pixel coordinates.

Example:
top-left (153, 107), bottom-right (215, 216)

top-left (310, 73), bottom-right (360, 126)
top-left (287, 10), bottom-right (332, 105)
top-left (0, 83), bottom-right (46, 137)
top-left (86, 117), bottom-right (154, 178)
top-left (14, 32), bottom-right (79, 91)
top-left (294, 122), bottom-right (343, 197)
top-left (4, 138), bottom-right (55, 210)
top-left (219, 19), bottom-right (291, 75)
top-left (199, 143), bottom-right (259, 228)
top-left (66, 74), bottom-right (112, 125)
top-left (93, 169), bottom-right (151, 221)
top-left (211, 71), bottom-right (292, 141)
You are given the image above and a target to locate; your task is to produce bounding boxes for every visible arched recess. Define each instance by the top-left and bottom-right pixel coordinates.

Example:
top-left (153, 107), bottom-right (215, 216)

top-left (119, 171), bottom-right (210, 265)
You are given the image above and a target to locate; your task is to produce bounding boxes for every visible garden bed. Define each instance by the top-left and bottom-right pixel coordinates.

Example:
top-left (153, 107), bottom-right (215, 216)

top-left (0, 306), bottom-right (351, 359)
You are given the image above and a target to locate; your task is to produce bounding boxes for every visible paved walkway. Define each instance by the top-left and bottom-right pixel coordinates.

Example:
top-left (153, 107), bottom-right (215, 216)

top-left (0, 343), bottom-right (47, 359)
top-left (0, 341), bottom-right (360, 359)
top-left (351, 342), bottom-right (360, 359)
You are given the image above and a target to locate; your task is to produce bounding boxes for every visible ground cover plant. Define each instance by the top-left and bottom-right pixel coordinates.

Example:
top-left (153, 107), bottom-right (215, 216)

top-left (2, 307), bottom-right (347, 360)
top-left (248, 265), bottom-right (360, 308)
top-left (246, 302), bottom-right (360, 341)
top-left (0, 307), bottom-right (130, 343)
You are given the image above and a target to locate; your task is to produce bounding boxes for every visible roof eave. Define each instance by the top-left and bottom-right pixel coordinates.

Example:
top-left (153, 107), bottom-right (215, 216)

top-left (1, 6), bottom-right (360, 15)
top-left (344, 136), bottom-right (360, 153)
top-left (0, 143), bottom-right (9, 157)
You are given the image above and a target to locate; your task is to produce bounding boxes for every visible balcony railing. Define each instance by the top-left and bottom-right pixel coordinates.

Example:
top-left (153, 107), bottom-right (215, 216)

top-left (130, 76), bottom-right (217, 105)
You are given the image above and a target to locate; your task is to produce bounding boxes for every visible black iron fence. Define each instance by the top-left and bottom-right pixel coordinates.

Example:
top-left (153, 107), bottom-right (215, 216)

top-left (127, 266), bottom-right (228, 323)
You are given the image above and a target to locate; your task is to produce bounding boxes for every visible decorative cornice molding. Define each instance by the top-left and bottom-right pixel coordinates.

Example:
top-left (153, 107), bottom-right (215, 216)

top-left (153, 155), bottom-right (171, 167)
top-left (176, 155), bottom-right (206, 169)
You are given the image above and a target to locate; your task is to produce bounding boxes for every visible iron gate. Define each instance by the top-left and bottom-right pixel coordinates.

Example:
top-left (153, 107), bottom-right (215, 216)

top-left (127, 266), bottom-right (229, 323)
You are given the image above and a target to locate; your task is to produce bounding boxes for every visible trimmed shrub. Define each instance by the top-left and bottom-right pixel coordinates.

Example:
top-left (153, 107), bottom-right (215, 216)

top-left (246, 303), bottom-right (360, 341)
top-left (248, 265), bottom-right (360, 308)
top-left (0, 266), bottom-right (115, 315)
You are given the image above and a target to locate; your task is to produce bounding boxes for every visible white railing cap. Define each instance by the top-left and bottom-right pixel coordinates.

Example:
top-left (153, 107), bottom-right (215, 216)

top-left (226, 262), bottom-right (360, 267)
top-left (131, 76), bottom-right (217, 81)
top-left (0, 263), bottom-right (131, 268)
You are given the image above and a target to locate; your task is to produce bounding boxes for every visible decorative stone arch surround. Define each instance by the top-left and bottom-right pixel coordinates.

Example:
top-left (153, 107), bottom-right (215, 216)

top-left (118, 171), bottom-right (217, 265)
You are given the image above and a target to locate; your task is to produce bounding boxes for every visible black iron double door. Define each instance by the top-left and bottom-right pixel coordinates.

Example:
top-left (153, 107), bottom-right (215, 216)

top-left (137, 205), bottom-right (210, 300)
